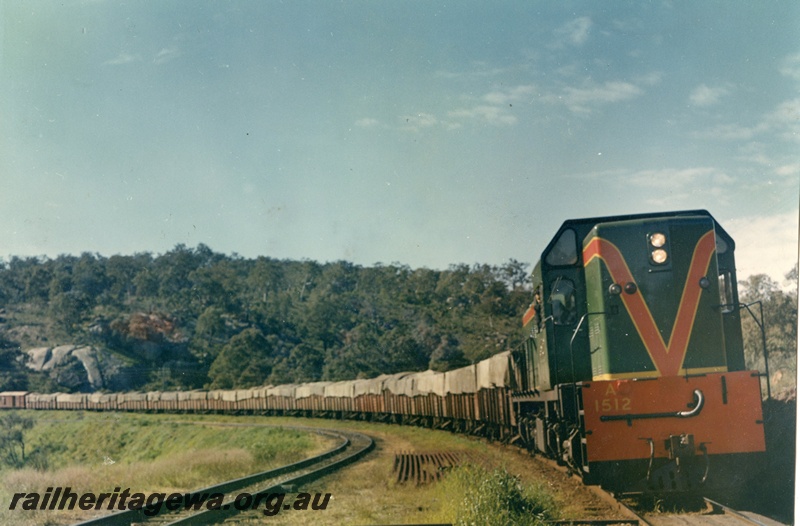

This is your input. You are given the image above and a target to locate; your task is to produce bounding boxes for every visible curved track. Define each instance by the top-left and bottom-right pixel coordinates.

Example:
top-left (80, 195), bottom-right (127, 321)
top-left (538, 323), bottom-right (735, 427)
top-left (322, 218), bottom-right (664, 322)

top-left (620, 497), bottom-right (787, 526)
top-left (72, 424), bottom-right (374, 526)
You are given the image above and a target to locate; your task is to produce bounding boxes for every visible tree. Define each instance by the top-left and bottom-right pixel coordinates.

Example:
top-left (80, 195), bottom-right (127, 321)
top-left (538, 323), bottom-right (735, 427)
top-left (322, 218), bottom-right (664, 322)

top-left (500, 259), bottom-right (531, 291)
top-left (191, 306), bottom-right (234, 366)
top-left (739, 267), bottom-right (798, 395)
top-left (105, 253), bottom-right (151, 304)
top-left (429, 335), bottom-right (469, 372)
top-left (49, 290), bottom-right (91, 334)
top-left (0, 414), bottom-right (33, 468)
top-left (269, 343), bottom-right (325, 384)
top-left (207, 328), bottom-right (273, 388)
top-left (0, 336), bottom-right (28, 391)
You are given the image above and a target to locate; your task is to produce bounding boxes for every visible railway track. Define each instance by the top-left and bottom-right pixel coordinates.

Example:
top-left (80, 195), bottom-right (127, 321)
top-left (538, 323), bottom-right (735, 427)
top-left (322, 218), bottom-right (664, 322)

top-left (617, 496), bottom-right (787, 526)
top-left (72, 424), bottom-right (374, 526)
top-left (518, 444), bottom-right (787, 526)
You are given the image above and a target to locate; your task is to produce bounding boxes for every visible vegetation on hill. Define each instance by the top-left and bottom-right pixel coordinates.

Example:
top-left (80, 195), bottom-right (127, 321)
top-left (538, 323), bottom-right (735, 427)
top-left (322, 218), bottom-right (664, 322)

top-left (0, 245), bottom-right (794, 395)
top-left (0, 246), bottom-right (531, 391)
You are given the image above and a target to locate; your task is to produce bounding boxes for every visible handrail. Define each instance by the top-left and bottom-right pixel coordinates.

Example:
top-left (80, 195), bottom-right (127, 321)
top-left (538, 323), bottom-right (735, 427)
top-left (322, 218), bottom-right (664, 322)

top-left (600, 389), bottom-right (704, 425)
top-left (739, 301), bottom-right (771, 400)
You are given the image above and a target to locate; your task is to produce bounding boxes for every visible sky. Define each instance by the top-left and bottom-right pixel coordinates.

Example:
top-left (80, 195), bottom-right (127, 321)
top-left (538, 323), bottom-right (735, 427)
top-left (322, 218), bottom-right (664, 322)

top-left (1, 1), bottom-right (798, 286)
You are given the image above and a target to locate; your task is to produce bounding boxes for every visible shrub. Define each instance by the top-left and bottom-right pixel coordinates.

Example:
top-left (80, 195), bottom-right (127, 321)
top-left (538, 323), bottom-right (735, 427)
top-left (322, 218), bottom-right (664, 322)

top-left (436, 464), bottom-right (558, 526)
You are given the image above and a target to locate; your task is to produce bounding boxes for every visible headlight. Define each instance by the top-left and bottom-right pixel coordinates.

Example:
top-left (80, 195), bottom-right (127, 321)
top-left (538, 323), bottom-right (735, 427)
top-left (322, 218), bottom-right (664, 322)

top-left (651, 248), bottom-right (668, 264)
top-left (650, 232), bottom-right (666, 247)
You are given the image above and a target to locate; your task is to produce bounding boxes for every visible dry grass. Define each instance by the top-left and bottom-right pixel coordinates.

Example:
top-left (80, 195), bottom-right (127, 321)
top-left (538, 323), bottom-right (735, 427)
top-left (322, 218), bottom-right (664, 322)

top-left (0, 412), bottom-right (336, 526)
top-left (4, 448), bottom-right (254, 494)
top-left (222, 416), bottom-right (621, 525)
top-left (0, 449), bottom-right (260, 526)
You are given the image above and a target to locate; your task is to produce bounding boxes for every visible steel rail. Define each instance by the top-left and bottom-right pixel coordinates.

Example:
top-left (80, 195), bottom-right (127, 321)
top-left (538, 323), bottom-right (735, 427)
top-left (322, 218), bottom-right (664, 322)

top-left (70, 425), bottom-right (373, 526)
top-left (617, 495), bottom-right (786, 526)
top-left (703, 498), bottom-right (776, 526)
top-left (162, 429), bottom-right (374, 525)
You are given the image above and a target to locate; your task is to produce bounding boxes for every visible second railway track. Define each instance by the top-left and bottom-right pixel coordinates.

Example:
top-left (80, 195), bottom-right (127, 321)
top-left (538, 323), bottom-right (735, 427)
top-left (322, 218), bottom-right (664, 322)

top-left (72, 424), bottom-right (374, 526)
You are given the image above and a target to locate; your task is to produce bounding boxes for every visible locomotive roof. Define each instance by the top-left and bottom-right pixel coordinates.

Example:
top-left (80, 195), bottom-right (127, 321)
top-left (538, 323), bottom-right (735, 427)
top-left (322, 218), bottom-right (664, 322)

top-left (542, 209), bottom-right (735, 266)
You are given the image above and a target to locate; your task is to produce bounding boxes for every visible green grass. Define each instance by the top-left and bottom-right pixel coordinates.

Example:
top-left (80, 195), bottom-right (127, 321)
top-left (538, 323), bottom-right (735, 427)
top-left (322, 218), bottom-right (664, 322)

top-left (19, 411), bottom-right (324, 471)
top-left (428, 463), bottom-right (559, 526)
top-left (0, 413), bottom-right (579, 526)
top-left (0, 411), bottom-right (334, 525)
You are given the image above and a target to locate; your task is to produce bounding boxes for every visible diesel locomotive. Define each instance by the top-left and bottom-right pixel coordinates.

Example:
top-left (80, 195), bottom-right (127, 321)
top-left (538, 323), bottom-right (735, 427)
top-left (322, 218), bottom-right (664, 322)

top-left (0, 210), bottom-right (767, 496)
top-left (514, 209), bottom-right (766, 493)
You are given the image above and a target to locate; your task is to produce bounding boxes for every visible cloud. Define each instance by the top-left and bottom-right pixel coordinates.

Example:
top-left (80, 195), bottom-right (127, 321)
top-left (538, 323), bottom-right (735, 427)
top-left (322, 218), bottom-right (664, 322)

top-left (574, 167), bottom-right (739, 209)
top-left (775, 163), bottom-right (800, 177)
top-left (691, 123), bottom-right (760, 141)
top-left (448, 105), bottom-right (517, 126)
top-left (399, 113), bottom-right (438, 131)
top-left (779, 52), bottom-right (800, 82)
top-left (153, 47), bottom-right (181, 65)
top-left (103, 53), bottom-right (141, 66)
top-left (413, 85), bottom-right (535, 129)
top-left (692, 97), bottom-right (799, 146)
top-left (763, 98), bottom-right (800, 143)
top-left (625, 167), bottom-right (735, 189)
top-left (552, 17), bottom-right (592, 47)
top-left (355, 118), bottom-right (380, 128)
top-left (634, 72), bottom-right (664, 86)
top-left (596, 167), bottom-right (736, 205)
top-left (724, 210), bottom-right (799, 286)
top-left (548, 81), bottom-right (643, 113)
top-left (734, 143), bottom-right (800, 182)
top-left (482, 84), bottom-right (536, 105)
top-left (689, 84), bottom-right (731, 106)
top-left (435, 65), bottom-right (510, 80)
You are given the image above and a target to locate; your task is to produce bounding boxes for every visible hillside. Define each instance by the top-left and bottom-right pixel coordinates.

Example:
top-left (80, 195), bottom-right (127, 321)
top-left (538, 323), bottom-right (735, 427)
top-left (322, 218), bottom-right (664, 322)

top-left (0, 246), bottom-right (532, 392)
top-left (0, 245), bottom-right (794, 395)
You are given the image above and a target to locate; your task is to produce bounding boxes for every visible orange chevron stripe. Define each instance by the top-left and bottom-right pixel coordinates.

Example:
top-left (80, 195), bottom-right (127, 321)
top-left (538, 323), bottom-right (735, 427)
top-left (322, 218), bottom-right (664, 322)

top-left (522, 304), bottom-right (537, 326)
top-left (583, 230), bottom-right (717, 376)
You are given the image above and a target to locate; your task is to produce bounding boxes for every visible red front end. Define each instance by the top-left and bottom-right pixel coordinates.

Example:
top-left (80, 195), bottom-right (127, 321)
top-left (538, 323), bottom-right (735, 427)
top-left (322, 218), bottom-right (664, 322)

top-left (582, 371), bottom-right (766, 493)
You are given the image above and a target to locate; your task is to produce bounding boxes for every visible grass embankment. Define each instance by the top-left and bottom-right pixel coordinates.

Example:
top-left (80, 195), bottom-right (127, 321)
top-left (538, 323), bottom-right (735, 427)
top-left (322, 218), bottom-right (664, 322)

top-left (0, 412), bottom-right (621, 525)
top-left (216, 415), bottom-right (620, 526)
top-left (0, 411), bottom-right (334, 525)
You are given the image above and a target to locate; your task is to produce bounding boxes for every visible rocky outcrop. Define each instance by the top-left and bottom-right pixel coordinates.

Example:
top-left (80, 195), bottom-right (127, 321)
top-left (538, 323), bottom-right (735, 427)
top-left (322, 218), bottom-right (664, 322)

top-left (26, 345), bottom-right (102, 390)
top-left (24, 345), bottom-right (138, 391)
top-left (24, 342), bottom-right (198, 392)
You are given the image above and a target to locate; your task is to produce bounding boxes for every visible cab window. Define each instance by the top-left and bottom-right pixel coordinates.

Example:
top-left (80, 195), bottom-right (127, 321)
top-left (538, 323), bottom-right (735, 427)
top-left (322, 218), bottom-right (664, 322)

top-left (719, 271), bottom-right (734, 313)
top-left (550, 278), bottom-right (576, 325)
top-left (545, 229), bottom-right (578, 266)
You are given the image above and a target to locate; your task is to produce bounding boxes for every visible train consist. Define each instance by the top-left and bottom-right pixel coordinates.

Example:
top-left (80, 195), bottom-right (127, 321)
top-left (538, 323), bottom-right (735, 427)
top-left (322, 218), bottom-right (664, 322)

top-left (0, 210), bottom-right (767, 496)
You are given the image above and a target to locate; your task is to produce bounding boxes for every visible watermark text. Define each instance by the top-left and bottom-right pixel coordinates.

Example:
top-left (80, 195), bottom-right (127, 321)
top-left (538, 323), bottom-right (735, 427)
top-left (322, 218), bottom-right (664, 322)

top-left (8, 487), bottom-right (331, 516)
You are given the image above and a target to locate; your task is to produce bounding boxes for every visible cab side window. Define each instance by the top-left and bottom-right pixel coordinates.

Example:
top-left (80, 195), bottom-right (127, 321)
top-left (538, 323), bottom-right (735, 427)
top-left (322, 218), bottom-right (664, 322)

top-left (550, 278), bottom-right (576, 325)
top-left (719, 271), bottom-right (734, 313)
